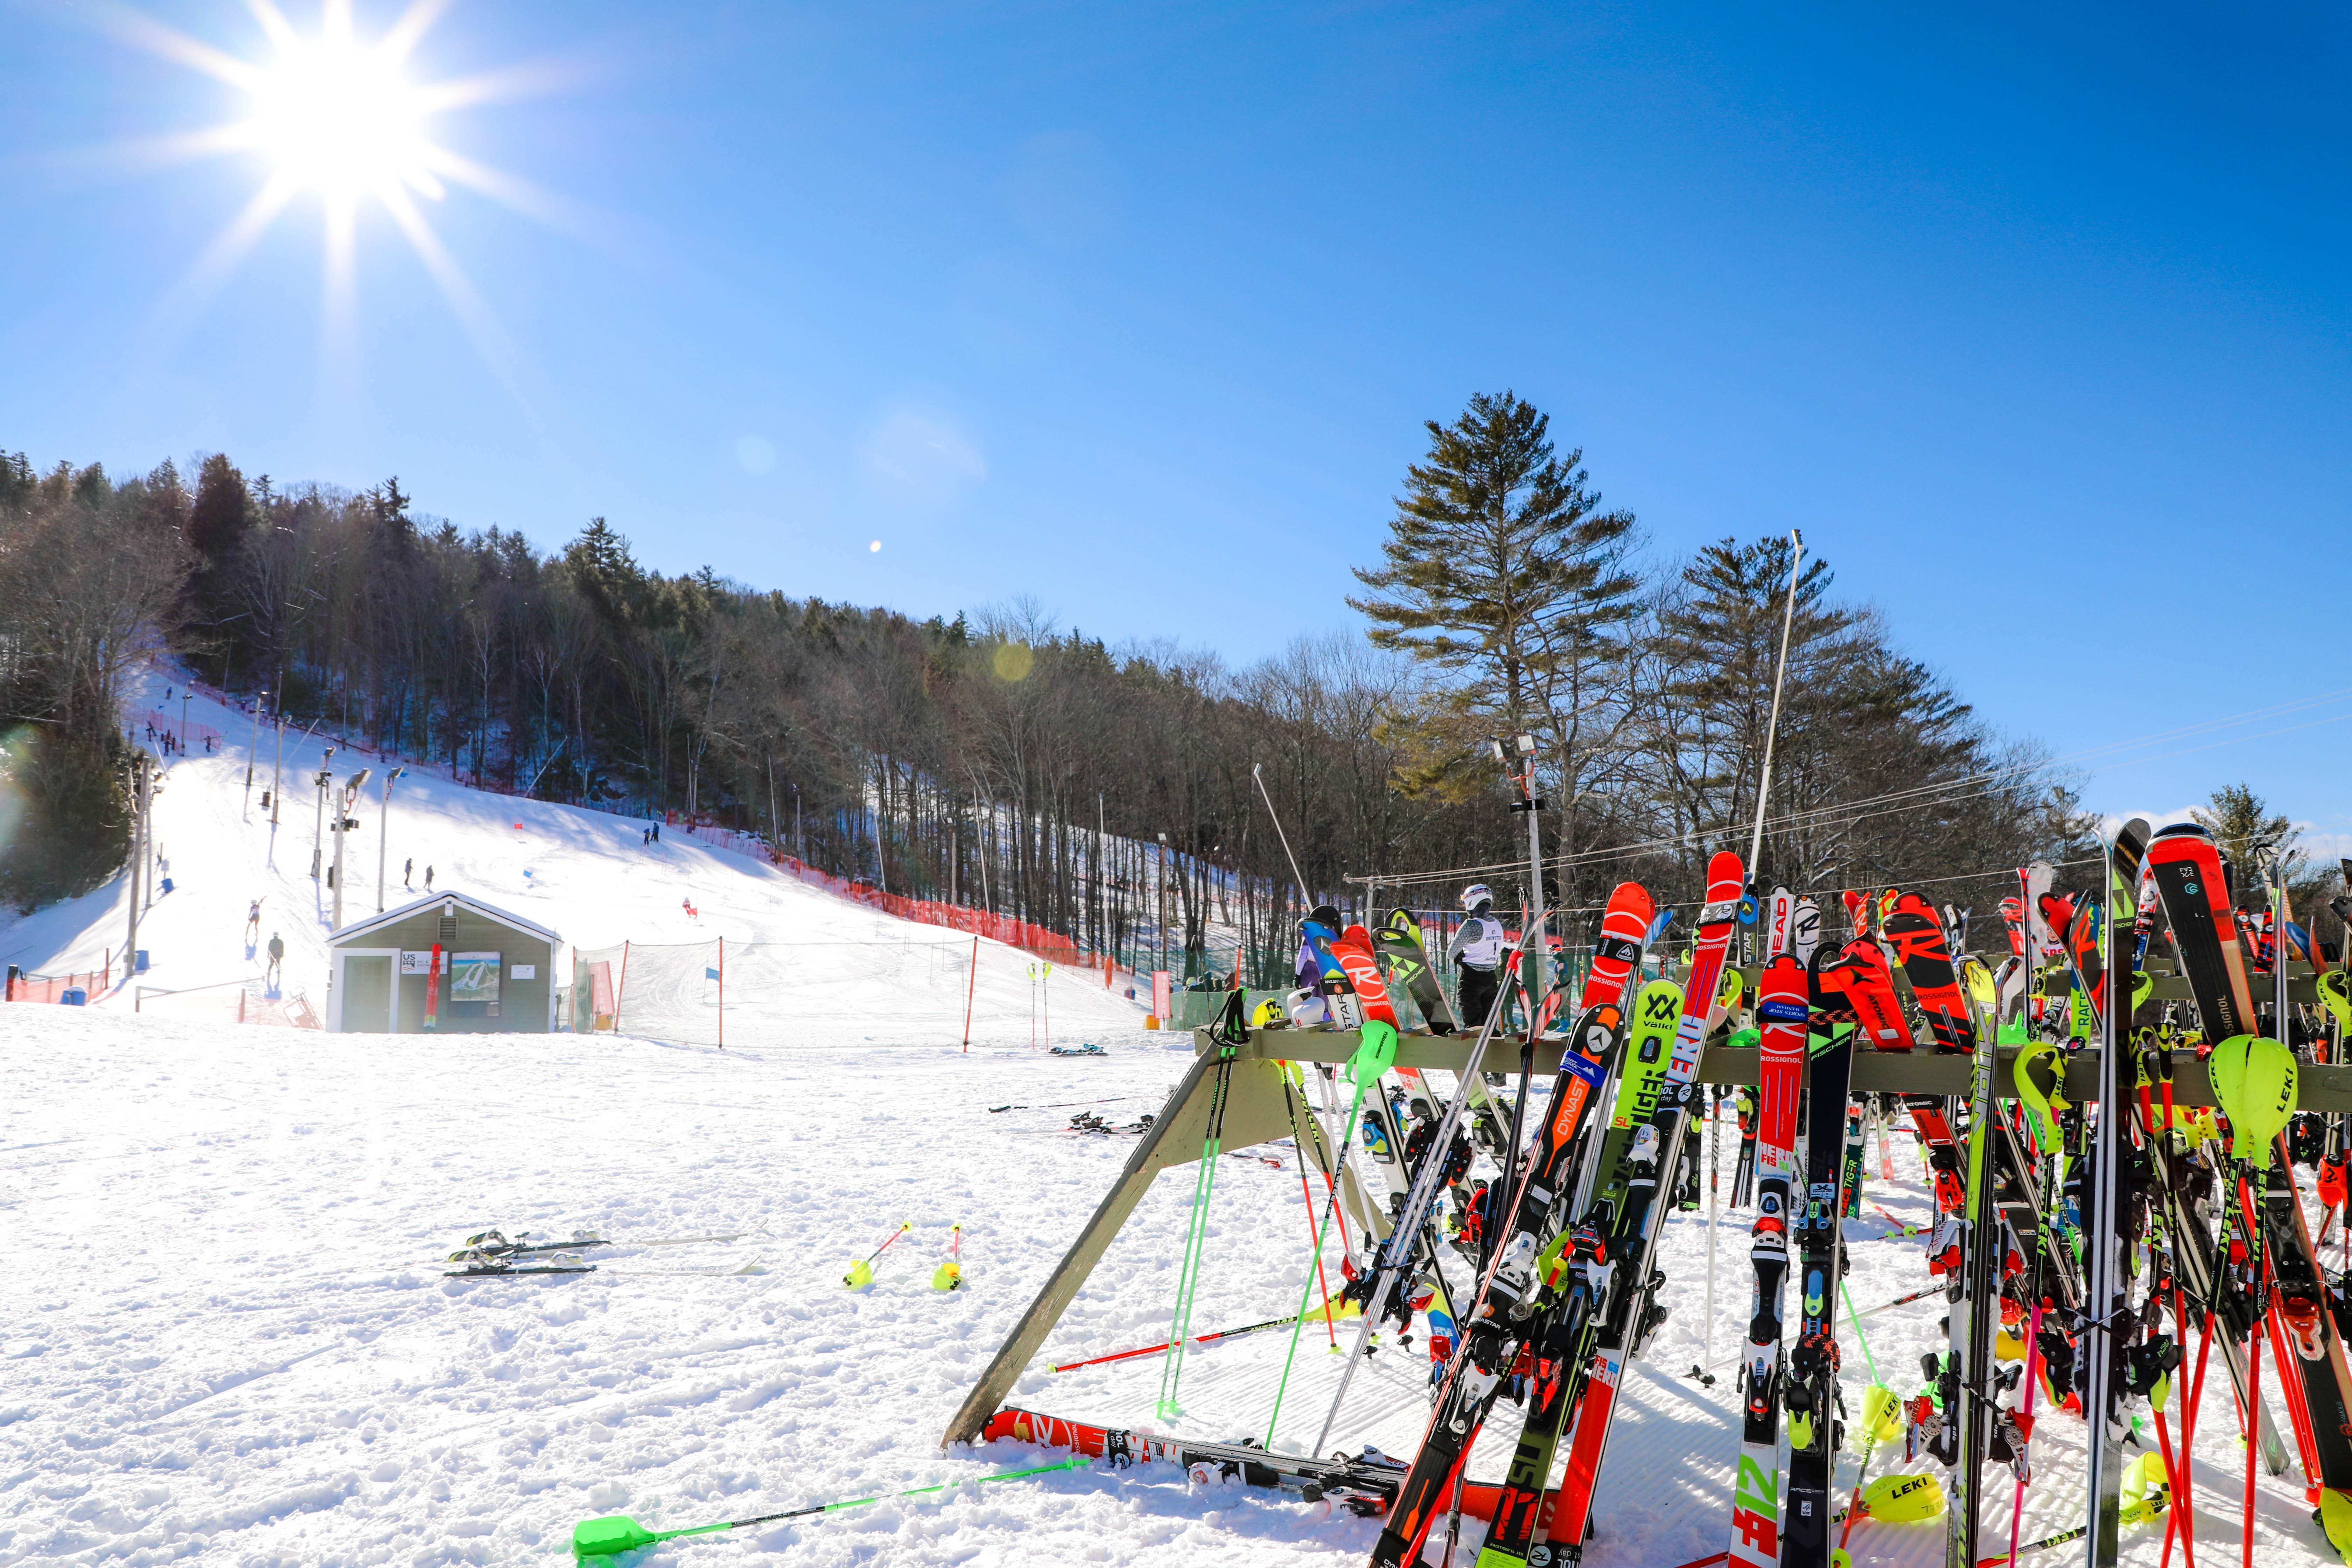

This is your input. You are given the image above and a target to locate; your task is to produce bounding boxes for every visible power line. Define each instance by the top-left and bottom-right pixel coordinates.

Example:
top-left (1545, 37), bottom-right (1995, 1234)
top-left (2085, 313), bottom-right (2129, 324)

top-left (1351, 684), bottom-right (2352, 892)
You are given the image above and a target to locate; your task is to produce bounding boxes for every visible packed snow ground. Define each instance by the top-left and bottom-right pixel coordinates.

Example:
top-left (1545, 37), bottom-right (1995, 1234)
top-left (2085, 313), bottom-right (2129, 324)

top-left (0, 670), bottom-right (2334, 1565)
top-left (2, 1006), bottom-right (2338, 1567)
top-left (0, 666), bottom-right (1144, 1047)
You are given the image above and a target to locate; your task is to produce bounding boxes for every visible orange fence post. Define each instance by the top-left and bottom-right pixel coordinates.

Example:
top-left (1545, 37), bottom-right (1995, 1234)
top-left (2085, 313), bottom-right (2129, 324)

top-left (962, 934), bottom-right (979, 1053)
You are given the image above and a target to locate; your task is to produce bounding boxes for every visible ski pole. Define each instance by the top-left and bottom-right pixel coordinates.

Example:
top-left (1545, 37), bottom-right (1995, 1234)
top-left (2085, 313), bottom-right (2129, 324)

top-left (844, 1222), bottom-right (910, 1288)
top-left (1973, 1492), bottom-right (2166, 1565)
top-left (1047, 1308), bottom-right (1336, 1372)
top-left (2241, 1169), bottom-right (2263, 1568)
top-left (1266, 1022), bottom-right (1396, 1448)
top-left (1852, 1282), bottom-right (1944, 1320)
top-left (571, 1456), bottom-right (1089, 1557)
top-left (1840, 1280), bottom-right (1883, 1385)
top-left (932, 1224), bottom-right (964, 1292)
top-left (2002, 1299), bottom-right (2042, 1568)
top-left (1281, 1072), bottom-right (1339, 1349)
top-left (2170, 1279), bottom-right (2205, 1568)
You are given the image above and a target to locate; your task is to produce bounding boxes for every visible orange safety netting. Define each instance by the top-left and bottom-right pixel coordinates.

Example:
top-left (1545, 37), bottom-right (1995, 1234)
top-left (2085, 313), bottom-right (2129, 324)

top-left (763, 851), bottom-right (1119, 986)
top-left (6, 967), bottom-right (108, 1003)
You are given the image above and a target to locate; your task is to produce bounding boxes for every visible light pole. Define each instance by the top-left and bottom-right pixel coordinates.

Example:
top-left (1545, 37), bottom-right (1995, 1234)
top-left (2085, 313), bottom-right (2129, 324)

top-left (331, 767), bottom-right (370, 930)
top-left (270, 709), bottom-right (286, 825)
top-left (311, 743), bottom-right (337, 880)
top-left (1156, 832), bottom-right (1169, 979)
top-left (376, 766), bottom-right (404, 913)
top-left (179, 690), bottom-right (190, 755)
top-left (245, 685), bottom-right (268, 810)
top-left (1489, 733), bottom-right (1547, 1009)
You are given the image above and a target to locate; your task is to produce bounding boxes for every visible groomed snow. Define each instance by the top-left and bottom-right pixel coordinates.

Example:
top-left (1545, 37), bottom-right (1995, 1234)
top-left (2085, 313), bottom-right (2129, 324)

top-left (0, 667), bottom-right (1146, 1048)
top-left (0, 671), bottom-right (2336, 1565)
top-left (2, 1006), bottom-right (2337, 1567)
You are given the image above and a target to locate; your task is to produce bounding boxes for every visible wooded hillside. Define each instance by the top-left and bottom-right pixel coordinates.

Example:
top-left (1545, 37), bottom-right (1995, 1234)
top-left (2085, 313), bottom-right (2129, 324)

top-left (0, 414), bottom-right (2092, 966)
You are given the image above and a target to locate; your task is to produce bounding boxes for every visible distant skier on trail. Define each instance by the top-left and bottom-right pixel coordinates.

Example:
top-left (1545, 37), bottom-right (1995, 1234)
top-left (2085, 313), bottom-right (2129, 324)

top-left (1445, 882), bottom-right (1505, 1031)
top-left (245, 899), bottom-right (263, 951)
top-left (424, 866), bottom-right (434, 891)
top-left (403, 858), bottom-right (413, 889)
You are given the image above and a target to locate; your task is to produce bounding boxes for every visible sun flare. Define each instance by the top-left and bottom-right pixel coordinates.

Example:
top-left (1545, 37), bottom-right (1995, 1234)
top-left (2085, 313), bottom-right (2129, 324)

top-left (240, 32), bottom-right (436, 201)
top-left (85, 0), bottom-right (579, 411)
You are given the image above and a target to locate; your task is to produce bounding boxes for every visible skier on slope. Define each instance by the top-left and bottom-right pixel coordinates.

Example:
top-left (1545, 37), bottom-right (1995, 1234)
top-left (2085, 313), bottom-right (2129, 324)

top-left (265, 932), bottom-right (284, 991)
top-left (1446, 883), bottom-right (1506, 1031)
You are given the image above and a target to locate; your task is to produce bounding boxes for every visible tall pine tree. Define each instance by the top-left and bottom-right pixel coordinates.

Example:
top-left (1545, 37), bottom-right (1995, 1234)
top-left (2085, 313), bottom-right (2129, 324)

top-left (1350, 391), bottom-right (1639, 813)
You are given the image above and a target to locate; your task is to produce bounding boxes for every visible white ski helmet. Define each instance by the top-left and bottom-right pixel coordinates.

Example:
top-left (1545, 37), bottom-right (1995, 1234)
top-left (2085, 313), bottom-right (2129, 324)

top-left (1460, 883), bottom-right (1493, 912)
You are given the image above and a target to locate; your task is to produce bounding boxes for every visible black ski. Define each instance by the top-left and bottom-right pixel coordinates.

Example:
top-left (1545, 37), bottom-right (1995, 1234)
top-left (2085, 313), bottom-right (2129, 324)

top-left (1780, 971), bottom-right (1854, 1567)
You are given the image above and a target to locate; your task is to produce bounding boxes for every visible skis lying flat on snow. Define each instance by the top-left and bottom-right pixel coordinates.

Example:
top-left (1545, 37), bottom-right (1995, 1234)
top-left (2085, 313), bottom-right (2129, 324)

top-left (447, 1259), bottom-right (596, 1276)
top-left (451, 1227), bottom-right (754, 1261)
top-left (982, 1406), bottom-right (1585, 1525)
top-left (981, 1406), bottom-right (1408, 1514)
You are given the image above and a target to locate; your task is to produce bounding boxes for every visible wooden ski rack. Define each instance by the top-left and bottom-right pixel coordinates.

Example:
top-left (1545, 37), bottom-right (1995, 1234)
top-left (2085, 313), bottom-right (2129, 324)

top-left (941, 1017), bottom-right (2352, 1451)
top-left (1205, 1025), bottom-right (2352, 1111)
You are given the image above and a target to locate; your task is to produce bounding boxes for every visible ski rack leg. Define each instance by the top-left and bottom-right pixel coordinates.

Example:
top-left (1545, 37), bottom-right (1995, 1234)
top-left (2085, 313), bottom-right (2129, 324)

top-left (940, 1041), bottom-right (1298, 1448)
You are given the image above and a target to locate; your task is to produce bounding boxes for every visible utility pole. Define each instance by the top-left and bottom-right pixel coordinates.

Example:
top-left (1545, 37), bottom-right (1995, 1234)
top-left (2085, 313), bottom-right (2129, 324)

top-left (1157, 832), bottom-right (1170, 978)
top-left (1491, 733), bottom-right (1548, 1007)
top-left (311, 743), bottom-right (337, 880)
top-left (124, 752), bottom-right (148, 974)
top-left (179, 690), bottom-right (190, 755)
top-left (331, 766), bottom-right (370, 930)
top-left (376, 766), bottom-right (404, 913)
top-left (973, 789), bottom-right (990, 913)
top-left (765, 756), bottom-right (780, 862)
top-left (244, 685), bottom-right (267, 810)
top-left (270, 709), bottom-right (286, 826)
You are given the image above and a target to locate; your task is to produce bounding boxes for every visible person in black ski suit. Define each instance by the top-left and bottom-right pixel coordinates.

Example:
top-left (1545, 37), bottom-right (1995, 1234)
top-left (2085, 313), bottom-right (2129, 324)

top-left (1446, 883), bottom-right (1506, 1031)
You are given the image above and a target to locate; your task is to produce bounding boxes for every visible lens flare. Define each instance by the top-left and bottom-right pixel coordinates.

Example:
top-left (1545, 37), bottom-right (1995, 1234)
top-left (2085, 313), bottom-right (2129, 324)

top-left (242, 34), bottom-right (434, 200)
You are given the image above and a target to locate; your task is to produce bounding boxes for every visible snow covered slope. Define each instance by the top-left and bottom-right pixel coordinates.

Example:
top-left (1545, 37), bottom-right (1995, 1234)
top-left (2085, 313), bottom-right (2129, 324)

top-left (2, 1007), bottom-right (2336, 1567)
top-left (0, 666), bottom-right (1143, 1046)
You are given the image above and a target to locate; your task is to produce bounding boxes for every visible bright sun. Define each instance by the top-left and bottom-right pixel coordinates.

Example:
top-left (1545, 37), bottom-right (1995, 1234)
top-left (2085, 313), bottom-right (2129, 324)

top-left (243, 32), bottom-right (434, 200)
top-left (91, 0), bottom-right (570, 398)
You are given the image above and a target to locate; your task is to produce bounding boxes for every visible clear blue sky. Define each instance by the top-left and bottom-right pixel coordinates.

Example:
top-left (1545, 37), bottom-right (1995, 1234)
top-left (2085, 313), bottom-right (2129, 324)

top-left (4, 2), bottom-right (2346, 855)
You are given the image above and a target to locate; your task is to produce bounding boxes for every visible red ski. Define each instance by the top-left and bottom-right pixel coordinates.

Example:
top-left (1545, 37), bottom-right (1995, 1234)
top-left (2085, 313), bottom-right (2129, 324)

top-left (1582, 881), bottom-right (1656, 1012)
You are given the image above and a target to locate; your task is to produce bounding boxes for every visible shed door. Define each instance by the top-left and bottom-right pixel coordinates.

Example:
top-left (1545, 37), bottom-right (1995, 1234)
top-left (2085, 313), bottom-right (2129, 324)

top-left (342, 955), bottom-right (393, 1032)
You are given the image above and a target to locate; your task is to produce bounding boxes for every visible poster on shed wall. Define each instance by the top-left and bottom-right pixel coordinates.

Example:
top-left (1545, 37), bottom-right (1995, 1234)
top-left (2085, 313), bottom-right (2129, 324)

top-left (450, 952), bottom-right (503, 1004)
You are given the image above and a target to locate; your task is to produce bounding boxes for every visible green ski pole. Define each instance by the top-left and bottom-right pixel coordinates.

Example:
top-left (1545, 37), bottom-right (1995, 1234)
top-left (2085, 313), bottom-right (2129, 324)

top-left (1265, 1019), bottom-right (1396, 1448)
top-left (571, 1456), bottom-right (1088, 1558)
